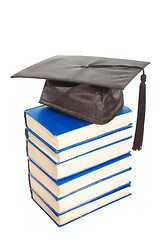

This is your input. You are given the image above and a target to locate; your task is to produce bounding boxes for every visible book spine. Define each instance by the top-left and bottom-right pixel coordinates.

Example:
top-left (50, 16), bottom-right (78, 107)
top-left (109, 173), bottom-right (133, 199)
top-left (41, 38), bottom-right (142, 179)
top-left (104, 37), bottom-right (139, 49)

top-left (24, 111), bottom-right (28, 128)
top-left (26, 140), bottom-right (29, 157)
top-left (27, 159), bottom-right (33, 199)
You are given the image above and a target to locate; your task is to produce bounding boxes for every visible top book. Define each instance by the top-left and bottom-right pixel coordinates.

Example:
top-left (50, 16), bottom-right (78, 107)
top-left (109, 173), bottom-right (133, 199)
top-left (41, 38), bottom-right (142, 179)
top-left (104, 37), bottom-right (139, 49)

top-left (25, 105), bottom-right (131, 151)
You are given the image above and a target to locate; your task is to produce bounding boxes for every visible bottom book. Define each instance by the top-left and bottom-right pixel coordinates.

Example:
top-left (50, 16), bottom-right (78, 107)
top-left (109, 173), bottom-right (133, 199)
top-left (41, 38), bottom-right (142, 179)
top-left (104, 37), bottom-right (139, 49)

top-left (31, 184), bottom-right (131, 226)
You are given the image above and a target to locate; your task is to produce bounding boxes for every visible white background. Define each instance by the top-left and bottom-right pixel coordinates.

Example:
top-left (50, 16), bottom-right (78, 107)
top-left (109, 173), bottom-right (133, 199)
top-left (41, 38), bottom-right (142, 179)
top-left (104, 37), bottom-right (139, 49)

top-left (1, 0), bottom-right (159, 239)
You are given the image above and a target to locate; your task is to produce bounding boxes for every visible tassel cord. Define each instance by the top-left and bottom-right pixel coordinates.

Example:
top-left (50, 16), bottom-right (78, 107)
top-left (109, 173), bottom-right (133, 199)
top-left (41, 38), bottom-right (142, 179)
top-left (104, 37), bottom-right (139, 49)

top-left (132, 72), bottom-right (146, 150)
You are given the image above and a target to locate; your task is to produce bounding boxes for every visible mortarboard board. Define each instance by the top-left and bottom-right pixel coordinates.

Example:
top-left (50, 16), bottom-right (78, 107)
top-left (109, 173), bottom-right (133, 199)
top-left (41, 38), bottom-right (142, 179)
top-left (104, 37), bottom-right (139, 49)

top-left (11, 55), bottom-right (150, 150)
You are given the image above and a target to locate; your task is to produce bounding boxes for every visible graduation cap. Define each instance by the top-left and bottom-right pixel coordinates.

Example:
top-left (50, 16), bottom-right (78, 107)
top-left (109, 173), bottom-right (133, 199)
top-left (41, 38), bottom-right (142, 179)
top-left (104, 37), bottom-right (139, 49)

top-left (11, 55), bottom-right (150, 150)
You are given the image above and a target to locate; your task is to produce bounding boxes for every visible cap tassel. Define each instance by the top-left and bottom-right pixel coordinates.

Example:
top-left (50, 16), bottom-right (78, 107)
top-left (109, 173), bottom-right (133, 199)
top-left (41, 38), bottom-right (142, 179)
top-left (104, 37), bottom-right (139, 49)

top-left (132, 71), bottom-right (146, 150)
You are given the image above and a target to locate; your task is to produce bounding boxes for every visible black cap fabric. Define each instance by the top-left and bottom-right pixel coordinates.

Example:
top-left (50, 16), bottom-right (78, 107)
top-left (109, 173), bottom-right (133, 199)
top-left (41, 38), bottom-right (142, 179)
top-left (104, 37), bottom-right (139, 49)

top-left (40, 79), bottom-right (124, 125)
top-left (11, 55), bottom-right (150, 150)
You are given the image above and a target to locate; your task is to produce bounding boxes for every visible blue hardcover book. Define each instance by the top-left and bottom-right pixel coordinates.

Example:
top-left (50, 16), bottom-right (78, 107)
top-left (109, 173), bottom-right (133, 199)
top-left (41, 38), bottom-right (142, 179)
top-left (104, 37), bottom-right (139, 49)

top-left (28, 152), bottom-right (131, 198)
top-left (24, 105), bottom-right (132, 151)
top-left (29, 166), bottom-right (131, 214)
top-left (27, 135), bottom-right (132, 180)
top-left (26, 124), bottom-right (132, 163)
top-left (31, 183), bottom-right (131, 226)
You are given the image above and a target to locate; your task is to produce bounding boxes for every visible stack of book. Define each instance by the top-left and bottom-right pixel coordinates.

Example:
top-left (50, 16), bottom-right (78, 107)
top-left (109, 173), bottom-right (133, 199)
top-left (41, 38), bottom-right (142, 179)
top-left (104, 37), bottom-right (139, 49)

top-left (25, 105), bottom-right (132, 226)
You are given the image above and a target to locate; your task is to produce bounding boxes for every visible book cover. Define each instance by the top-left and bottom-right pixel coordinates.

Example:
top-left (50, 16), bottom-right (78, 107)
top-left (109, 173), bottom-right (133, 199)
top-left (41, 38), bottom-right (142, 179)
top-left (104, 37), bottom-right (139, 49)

top-left (25, 105), bottom-right (131, 137)
top-left (25, 124), bottom-right (132, 155)
top-left (29, 168), bottom-right (131, 214)
top-left (31, 183), bottom-right (131, 226)
top-left (24, 105), bottom-right (131, 150)
top-left (28, 152), bottom-right (131, 198)
top-left (27, 136), bottom-right (131, 179)
top-left (28, 152), bottom-right (131, 186)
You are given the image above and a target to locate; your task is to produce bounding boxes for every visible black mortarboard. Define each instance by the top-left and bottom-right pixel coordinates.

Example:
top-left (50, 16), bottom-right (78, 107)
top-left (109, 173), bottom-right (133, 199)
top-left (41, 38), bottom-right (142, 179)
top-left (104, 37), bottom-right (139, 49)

top-left (11, 55), bottom-right (150, 150)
